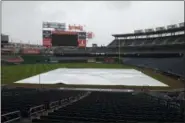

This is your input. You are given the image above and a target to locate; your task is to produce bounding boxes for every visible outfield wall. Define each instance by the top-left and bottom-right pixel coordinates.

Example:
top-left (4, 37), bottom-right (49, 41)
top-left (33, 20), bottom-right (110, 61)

top-left (1, 55), bottom-right (120, 65)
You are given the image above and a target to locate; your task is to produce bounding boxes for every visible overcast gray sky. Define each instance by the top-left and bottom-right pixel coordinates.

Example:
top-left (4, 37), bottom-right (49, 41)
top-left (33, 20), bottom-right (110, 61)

top-left (2, 1), bottom-right (184, 46)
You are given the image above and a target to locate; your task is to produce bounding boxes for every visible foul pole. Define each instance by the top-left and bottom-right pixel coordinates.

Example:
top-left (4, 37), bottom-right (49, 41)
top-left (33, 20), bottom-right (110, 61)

top-left (118, 39), bottom-right (121, 63)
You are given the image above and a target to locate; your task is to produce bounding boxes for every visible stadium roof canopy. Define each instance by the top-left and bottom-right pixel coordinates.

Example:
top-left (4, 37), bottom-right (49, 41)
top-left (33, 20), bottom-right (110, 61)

top-left (112, 26), bottom-right (184, 38)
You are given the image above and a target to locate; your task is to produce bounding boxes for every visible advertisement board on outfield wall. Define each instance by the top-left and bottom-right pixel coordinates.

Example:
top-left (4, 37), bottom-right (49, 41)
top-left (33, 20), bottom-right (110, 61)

top-left (22, 48), bottom-right (41, 54)
top-left (104, 58), bottom-right (115, 63)
top-left (87, 58), bottom-right (96, 63)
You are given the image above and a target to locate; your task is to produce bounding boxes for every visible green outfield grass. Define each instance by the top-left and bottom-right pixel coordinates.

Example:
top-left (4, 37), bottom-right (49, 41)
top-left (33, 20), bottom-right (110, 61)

top-left (1, 63), bottom-right (184, 90)
top-left (1, 63), bottom-right (131, 84)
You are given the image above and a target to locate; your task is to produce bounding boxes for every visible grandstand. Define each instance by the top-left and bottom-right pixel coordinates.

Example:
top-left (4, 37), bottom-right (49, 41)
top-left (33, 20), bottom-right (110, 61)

top-left (109, 22), bottom-right (184, 47)
top-left (1, 87), bottom-right (185, 123)
top-left (108, 22), bottom-right (185, 79)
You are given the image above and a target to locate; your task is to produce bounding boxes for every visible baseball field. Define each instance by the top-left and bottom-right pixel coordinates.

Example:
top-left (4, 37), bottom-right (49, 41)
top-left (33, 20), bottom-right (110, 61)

top-left (1, 63), bottom-right (184, 90)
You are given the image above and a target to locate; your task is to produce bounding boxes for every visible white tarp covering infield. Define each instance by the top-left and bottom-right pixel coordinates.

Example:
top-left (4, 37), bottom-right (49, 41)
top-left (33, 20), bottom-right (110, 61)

top-left (15, 68), bottom-right (168, 87)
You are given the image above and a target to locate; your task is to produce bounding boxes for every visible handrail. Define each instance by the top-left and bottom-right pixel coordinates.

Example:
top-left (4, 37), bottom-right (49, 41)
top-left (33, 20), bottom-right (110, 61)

top-left (30, 104), bottom-right (44, 110)
top-left (60, 99), bottom-right (67, 103)
top-left (1, 110), bottom-right (21, 123)
top-left (1, 92), bottom-right (91, 122)
top-left (58, 92), bottom-right (91, 109)
top-left (29, 104), bottom-right (45, 116)
top-left (49, 100), bottom-right (60, 109)
top-left (1, 110), bottom-right (20, 117)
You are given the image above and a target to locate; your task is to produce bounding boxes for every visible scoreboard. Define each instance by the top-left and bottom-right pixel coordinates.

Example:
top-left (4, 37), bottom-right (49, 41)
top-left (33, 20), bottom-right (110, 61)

top-left (43, 30), bottom-right (87, 47)
top-left (42, 22), bottom-right (94, 48)
top-left (52, 33), bottom-right (78, 46)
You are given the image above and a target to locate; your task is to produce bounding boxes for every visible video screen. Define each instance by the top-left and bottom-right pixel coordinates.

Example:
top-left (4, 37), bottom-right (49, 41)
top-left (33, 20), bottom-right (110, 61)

top-left (52, 34), bottom-right (78, 46)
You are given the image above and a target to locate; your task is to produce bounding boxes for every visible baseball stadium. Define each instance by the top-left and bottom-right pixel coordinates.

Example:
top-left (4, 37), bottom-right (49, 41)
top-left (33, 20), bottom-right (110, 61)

top-left (1, 2), bottom-right (185, 123)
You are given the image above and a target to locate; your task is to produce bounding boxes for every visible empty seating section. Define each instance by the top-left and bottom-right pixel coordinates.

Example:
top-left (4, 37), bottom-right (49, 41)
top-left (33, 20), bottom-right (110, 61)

top-left (165, 36), bottom-right (177, 44)
top-left (176, 36), bottom-right (185, 44)
top-left (1, 88), bottom-right (184, 122)
top-left (32, 92), bottom-right (184, 123)
top-left (1, 87), bottom-right (85, 116)
top-left (109, 34), bottom-right (185, 47)
top-left (123, 56), bottom-right (185, 77)
top-left (133, 39), bottom-right (143, 46)
top-left (108, 40), bottom-right (118, 47)
top-left (153, 37), bottom-right (167, 45)
top-left (142, 38), bottom-right (154, 45)
top-left (123, 40), bottom-right (134, 46)
top-left (90, 47), bottom-right (114, 53)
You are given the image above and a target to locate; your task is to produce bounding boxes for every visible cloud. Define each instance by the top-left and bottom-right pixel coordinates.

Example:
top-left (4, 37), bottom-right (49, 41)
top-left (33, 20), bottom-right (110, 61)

top-left (2, 1), bottom-right (184, 46)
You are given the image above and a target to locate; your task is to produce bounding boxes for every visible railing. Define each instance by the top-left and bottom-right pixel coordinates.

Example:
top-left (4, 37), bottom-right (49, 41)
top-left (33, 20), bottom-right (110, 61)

top-left (58, 92), bottom-right (91, 109)
top-left (1, 110), bottom-right (21, 123)
top-left (60, 99), bottom-right (68, 106)
top-left (49, 101), bottom-right (60, 109)
top-left (1, 92), bottom-right (91, 122)
top-left (29, 104), bottom-right (45, 117)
